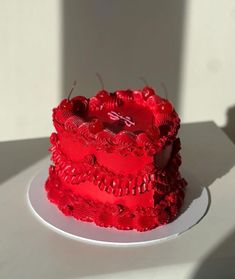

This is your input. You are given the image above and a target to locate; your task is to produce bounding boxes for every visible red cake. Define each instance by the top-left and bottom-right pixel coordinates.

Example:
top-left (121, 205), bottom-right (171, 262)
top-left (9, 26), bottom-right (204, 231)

top-left (45, 86), bottom-right (187, 231)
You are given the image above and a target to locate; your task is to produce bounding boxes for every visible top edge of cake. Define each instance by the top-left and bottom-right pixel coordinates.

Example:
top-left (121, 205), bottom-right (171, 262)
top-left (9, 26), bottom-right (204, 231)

top-left (52, 87), bottom-right (180, 156)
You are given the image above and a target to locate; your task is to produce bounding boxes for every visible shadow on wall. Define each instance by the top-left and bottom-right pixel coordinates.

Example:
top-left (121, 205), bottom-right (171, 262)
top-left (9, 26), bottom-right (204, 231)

top-left (222, 104), bottom-right (235, 144)
top-left (62, 0), bottom-right (186, 111)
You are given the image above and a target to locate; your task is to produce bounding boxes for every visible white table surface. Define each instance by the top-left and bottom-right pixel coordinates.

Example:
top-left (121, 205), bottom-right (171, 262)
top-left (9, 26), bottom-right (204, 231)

top-left (1, 121), bottom-right (235, 279)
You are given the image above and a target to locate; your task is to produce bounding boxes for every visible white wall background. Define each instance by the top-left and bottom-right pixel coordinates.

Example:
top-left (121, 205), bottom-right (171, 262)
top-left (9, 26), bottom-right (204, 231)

top-left (0, 0), bottom-right (234, 142)
top-left (181, 0), bottom-right (235, 127)
top-left (0, 0), bottom-right (62, 141)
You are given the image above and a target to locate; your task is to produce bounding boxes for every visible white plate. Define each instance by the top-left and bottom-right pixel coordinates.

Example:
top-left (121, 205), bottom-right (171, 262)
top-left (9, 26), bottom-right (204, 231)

top-left (27, 168), bottom-right (209, 247)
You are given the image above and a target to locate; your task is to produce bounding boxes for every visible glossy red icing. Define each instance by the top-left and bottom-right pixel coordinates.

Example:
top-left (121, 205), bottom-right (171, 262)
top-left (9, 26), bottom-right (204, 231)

top-left (45, 87), bottom-right (187, 231)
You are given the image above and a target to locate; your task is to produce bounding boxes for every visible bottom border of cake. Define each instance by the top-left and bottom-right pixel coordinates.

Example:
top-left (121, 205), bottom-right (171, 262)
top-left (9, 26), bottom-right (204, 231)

top-left (27, 167), bottom-right (209, 247)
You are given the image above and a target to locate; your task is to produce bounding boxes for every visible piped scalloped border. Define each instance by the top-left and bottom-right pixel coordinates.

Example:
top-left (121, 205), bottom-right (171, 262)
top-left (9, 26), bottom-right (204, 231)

top-left (50, 134), bottom-right (155, 196)
top-left (52, 89), bottom-right (180, 156)
top-left (49, 133), bottom-right (186, 197)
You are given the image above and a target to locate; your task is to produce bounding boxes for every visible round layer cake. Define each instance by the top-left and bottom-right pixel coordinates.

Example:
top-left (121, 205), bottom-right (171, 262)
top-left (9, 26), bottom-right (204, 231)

top-left (45, 87), bottom-right (187, 231)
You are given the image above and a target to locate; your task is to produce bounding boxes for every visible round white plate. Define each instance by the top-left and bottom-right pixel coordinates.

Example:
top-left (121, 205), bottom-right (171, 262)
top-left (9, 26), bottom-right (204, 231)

top-left (27, 168), bottom-right (209, 247)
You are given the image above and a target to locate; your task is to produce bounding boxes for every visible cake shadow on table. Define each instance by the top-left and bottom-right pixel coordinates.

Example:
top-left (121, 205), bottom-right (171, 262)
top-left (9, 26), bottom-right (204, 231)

top-left (0, 137), bottom-right (49, 184)
top-left (192, 228), bottom-right (235, 279)
top-left (177, 168), bottom-right (209, 219)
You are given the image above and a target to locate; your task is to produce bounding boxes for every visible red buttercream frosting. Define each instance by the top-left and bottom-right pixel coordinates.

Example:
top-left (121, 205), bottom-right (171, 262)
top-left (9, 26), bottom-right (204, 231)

top-left (45, 87), bottom-right (187, 231)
